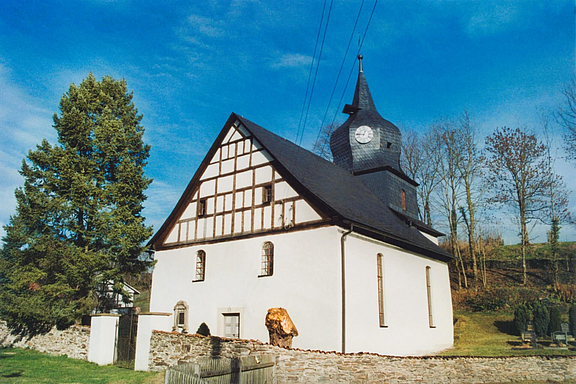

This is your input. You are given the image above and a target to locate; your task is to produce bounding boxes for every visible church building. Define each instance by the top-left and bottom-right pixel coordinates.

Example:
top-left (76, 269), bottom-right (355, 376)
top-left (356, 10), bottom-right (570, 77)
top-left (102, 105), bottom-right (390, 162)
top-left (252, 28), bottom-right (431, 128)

top-left (147, 56), bottom-right (453, 356)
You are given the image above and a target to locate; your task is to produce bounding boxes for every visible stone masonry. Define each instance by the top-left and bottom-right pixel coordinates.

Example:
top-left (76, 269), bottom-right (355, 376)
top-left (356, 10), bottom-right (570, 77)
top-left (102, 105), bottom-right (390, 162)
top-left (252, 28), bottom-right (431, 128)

top-left (150, 330), bottom-right (576, 383)
top-left (0, 320), bottom-right (90, 360)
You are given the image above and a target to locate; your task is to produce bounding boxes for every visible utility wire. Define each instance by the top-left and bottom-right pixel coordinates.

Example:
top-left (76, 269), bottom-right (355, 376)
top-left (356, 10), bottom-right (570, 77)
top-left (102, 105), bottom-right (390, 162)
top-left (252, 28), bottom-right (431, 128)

top-left (295, 0), bottom-right (328, 145)
top-left (313, 0), bottom-right (365, 152)
top-left (318, 0), bottom-right (379, 156)
top-left (298, 0), bottom-right (334, 146)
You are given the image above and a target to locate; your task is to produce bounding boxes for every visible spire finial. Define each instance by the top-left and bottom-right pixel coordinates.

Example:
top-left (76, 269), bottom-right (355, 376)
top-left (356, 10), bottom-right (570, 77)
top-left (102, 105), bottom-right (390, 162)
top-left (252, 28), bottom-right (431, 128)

top-left (358, 54), bottom-right (363, 72)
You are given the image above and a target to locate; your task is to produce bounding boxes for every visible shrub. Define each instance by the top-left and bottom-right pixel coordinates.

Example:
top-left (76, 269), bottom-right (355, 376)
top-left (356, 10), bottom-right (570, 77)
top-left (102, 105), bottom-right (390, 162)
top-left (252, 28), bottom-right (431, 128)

top-left (569, 305), bottom-right (576, 335)
top-left (513, 304), bottom-right (532, 335)
top-left (548, 306), bottom-right (562, 335)
top-left (196, 322), bottom-right (211, 336)
top-left (532, 302), bottom-right (550, 337)
top-left (464, 289), bottom-right (507, 312)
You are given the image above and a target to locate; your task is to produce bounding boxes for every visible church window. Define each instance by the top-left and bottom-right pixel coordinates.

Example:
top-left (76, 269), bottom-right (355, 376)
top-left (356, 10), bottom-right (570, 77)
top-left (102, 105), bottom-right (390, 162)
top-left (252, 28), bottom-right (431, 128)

top-left (260, 241), bottom-right (274, 277)
top-left (198, 199), bottom-right (207, 217)
top-left (426, 266), bottom-right (435, 328)
top-left (377, 253), bottom-right (386, 327)
top-left (262, 184), bottom-right (273, 205)
top-left (173, 300), bottom-right (189, 332)
top-left (194, 250), bottom-right (206, 281)
top-left (401, 190), bottom-right (406, 211)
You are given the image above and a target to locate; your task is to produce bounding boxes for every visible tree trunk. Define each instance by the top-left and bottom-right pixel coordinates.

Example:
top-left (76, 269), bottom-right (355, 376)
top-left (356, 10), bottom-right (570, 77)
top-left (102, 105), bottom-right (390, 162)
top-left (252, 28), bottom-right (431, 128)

top-left (465, 183), bottom-right (478, 279)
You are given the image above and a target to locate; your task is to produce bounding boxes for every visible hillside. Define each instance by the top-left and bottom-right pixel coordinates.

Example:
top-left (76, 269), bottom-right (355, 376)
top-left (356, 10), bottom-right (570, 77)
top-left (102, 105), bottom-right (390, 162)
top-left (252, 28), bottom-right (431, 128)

top-left (450, 241), bottom-right (576, 312)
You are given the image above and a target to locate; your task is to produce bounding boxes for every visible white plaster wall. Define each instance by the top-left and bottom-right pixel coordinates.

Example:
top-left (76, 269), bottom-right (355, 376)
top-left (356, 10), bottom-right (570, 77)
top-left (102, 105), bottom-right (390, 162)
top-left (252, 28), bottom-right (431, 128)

top-left (134, 313), bottom-right (172, 371)
top-left (150, 227), bottom-right (343, 352)
top-left (343, 232), bottom-right (453, 355)
top-left (88, 315), bottom-right (120, 365)
top-left (150, 226), bottom-right (453, 356)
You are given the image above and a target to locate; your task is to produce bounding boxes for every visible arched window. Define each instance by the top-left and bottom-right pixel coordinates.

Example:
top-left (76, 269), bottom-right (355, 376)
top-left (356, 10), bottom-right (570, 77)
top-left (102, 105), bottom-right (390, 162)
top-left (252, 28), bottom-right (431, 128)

top-left (426, 266), bottom-right (435, 328)
top-left (173, 300), bottom-right (189, 333)
top-left (260, 242), bottom-right (274, 277)
top-left (401, 189), bottom-right (407, 211)
top-left (377, 253), bottom-right (386, 327)
top-left (194, 250), bottom-right (206, 282)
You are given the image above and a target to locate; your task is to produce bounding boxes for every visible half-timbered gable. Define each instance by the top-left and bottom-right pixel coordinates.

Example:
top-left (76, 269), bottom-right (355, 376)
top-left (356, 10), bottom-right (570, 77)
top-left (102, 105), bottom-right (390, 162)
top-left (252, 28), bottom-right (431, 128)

top-left (152, 117), bottom-right (327, 249)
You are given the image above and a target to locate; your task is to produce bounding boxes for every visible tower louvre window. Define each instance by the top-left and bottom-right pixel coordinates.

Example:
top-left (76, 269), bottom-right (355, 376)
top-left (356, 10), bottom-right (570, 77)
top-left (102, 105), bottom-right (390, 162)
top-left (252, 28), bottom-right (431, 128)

top-left (401, 189), bottom-right (406, 211)
top-left (387, 142), bottom-right (392, 148)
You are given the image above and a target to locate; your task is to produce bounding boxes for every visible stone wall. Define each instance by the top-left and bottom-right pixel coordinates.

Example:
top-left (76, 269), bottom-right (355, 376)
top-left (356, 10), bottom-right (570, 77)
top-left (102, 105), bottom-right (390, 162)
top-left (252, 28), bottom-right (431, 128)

top-left (0, 320), bottom-right (90, 360)
top-left (149, 330), bottom-right (576, 383)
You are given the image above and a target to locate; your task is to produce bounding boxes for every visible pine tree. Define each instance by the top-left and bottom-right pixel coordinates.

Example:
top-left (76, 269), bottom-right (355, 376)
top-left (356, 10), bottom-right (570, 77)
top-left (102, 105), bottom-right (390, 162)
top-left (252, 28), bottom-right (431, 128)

top-left (0, 74), bottom-right (153, 335)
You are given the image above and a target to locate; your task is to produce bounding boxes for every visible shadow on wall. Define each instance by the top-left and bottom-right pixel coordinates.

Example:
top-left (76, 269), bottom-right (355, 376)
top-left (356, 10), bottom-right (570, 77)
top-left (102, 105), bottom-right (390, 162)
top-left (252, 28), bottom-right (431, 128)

top-left (211, 337), bottom-right (221, 358)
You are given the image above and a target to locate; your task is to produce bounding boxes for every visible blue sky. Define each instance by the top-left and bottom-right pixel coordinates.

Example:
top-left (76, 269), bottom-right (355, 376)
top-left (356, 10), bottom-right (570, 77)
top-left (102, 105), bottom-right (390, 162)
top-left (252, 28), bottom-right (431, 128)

top-left (1, 0), bottom-right (575, 244)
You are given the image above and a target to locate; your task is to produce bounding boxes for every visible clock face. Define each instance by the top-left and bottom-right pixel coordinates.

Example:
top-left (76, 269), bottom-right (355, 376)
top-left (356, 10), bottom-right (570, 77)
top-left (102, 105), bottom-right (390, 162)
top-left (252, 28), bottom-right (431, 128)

top-left (355, 125), bottom-right (374, 144)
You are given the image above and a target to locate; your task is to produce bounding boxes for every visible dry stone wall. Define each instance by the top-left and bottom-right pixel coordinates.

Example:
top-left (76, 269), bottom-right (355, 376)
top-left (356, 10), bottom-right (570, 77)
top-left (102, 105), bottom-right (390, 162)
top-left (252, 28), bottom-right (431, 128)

top-left (0, 320), bottom-right (90, 360)
top-left (150, 330), bottom-right (576, 383)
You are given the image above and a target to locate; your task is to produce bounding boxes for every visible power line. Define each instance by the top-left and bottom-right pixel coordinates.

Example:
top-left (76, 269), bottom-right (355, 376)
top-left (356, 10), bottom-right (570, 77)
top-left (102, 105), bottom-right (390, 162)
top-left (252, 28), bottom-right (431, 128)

top-left (295, 0), bottom-right (329, 145)
top-left (298, 0), bottom-right (334, 146)
top-left (313, 0), bottom-right (366, 152)
top-left (318, 0), bottom-right (379, 156)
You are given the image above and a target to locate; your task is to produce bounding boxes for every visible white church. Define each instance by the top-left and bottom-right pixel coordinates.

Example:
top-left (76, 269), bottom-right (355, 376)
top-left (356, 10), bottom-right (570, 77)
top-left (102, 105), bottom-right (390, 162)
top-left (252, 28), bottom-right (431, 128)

top-left (147, 56), bottom-right (454, 356)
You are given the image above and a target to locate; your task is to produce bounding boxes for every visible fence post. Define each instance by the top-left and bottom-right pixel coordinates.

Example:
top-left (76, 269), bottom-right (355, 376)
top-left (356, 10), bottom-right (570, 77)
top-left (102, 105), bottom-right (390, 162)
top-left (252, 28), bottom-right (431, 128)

top-left (134, 312), bottom-right (172, 371)
top-left (88, 314), bottom-right (121, 365)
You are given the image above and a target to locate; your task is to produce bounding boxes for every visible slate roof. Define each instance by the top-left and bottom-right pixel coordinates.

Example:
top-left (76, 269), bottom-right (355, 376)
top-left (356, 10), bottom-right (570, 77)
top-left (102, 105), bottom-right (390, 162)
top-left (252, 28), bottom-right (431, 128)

top-left (236, 114), bottom-right (452, 261)
top-left (330, 59), bottom-right (403, 174)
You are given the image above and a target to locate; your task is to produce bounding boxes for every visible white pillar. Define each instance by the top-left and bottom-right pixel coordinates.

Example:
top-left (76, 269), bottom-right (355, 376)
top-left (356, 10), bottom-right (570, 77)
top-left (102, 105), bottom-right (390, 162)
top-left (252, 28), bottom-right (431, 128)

top-left (88, 314), bottom-right (121, 365)
top-left (134, 312), bottom-right (172, 371)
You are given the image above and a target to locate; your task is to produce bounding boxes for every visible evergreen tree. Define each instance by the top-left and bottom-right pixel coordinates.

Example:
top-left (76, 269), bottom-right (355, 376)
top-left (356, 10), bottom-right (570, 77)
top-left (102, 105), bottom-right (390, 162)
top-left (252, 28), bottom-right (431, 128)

top-left (532, 302), bottom-right (550, 338)
top-left (0, 74), bottom-right (153, 335)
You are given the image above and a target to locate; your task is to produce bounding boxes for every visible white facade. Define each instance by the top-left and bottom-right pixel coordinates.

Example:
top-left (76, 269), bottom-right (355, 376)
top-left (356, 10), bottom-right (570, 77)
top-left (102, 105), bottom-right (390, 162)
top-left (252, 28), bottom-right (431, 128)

top-left (148, 118), bottom-right (453, 356)
top-left (150, 226), bottom-right (453, 355)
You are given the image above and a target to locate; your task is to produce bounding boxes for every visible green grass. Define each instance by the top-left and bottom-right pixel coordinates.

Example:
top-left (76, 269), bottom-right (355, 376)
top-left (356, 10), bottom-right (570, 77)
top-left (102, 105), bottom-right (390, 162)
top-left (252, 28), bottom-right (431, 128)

top-left (440, 310), bottom-right (576, 357)
top-left (0, 347), bottom-right (163, 383)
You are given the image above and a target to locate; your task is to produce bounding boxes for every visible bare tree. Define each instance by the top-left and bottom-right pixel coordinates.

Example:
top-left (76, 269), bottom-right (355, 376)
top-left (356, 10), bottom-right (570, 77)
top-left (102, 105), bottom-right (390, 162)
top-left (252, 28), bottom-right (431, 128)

top-left (540, 114), bottom-right (571, 283)
top-left (455, 111), bottom-right (485, 280)
top-left (435, 121), bottom-right (467, 288)
top-left (485, 127), bottom-right (559, 285)
top-left (312, 123), bottom-right (337, 161)
top-left (401, 129), bottom-right (423, 180)
top-left (556, 76), bottom-right (576, 160)
top-left (417, 129), bottom-right (443, 226)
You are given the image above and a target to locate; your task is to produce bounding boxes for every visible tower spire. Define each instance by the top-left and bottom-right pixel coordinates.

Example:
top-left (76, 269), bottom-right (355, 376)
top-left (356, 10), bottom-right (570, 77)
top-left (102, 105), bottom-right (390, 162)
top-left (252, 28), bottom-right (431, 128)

top-left (329, 56), bottom-right (403, 173)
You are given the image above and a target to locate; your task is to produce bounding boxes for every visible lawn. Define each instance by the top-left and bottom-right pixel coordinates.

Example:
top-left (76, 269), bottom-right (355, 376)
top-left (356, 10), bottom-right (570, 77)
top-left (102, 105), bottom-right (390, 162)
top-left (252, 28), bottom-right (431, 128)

top-left (440, 310), bottom-right (576, 356)
top-left (0, 348), bottom-right (163, 383)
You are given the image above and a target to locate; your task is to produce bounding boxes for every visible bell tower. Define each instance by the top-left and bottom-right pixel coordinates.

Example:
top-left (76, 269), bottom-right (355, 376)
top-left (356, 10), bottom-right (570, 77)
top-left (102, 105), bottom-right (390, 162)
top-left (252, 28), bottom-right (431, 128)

top-left (330, 55), bottom-right (402, 173)
top-left (330, 55), bottom-right (419, 219)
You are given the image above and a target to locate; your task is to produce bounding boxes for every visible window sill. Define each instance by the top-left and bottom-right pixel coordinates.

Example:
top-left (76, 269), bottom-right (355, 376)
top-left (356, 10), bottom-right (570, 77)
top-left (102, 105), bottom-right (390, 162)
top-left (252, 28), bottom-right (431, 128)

top-left (429, 325), bottom-right (437, 328)
top-left (379, 325), bottom-right (388, 328)
top-left (192, 279), bottom-right (205, 283)
top-left (258, 274), bottom-right (273, 278)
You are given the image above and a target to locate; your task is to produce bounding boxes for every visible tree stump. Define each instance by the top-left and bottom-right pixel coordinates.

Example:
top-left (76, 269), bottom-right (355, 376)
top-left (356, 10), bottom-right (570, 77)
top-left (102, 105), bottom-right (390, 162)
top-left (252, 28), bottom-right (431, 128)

top-left (265, 308), bottom-right (298, 348)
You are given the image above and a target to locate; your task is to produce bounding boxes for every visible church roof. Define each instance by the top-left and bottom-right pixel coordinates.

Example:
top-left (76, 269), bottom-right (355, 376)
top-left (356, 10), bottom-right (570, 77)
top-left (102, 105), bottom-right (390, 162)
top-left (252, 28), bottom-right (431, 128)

top-left (234, 114), bottom-right (451, 261)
